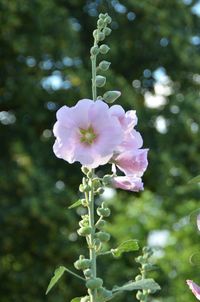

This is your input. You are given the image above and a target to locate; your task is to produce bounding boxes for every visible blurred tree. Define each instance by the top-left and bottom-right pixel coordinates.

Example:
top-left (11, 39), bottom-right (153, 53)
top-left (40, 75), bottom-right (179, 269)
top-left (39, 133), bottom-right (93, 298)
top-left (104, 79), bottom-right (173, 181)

top-left (0, 0), bottom-right (200, 301)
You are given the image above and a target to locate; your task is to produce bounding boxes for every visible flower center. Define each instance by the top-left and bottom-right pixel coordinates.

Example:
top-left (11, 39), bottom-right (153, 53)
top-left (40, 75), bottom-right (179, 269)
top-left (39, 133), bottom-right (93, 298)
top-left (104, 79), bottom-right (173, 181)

top-left (79, 126), bottom-right (97, 145)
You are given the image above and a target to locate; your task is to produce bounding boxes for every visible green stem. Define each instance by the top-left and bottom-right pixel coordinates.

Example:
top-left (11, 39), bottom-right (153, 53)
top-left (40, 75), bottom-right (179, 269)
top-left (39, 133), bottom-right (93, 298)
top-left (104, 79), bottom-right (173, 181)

top-left (86, 169), bottom-right (97, 302)
top-left (64, 268), bottom-right (85, 282)
top-left (91, 42), bottom-right (97, 101)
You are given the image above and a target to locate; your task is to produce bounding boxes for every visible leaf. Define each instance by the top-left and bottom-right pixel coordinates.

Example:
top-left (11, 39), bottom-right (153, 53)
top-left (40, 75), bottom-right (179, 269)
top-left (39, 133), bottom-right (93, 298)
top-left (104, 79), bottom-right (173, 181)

top-left (111, 240), bottom-right (139, 257)
top-left (71, 298), bottom-right (82, 302)
top-left (189, 175), bottom-right (200, 184)
top-left (68, 199), bottom-right (82, 209)
top-left (113, 278), bottom-right (160, 293)
top-left (46, 266), bottom-right (66, 294)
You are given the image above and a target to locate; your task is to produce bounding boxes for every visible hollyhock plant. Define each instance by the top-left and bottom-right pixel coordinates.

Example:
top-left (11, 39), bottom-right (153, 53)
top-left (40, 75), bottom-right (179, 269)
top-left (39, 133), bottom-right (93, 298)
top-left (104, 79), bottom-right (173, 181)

top-left (48, 12), bottom-right (160, 302)
top-left (187, 280), bottom-right (200, 300)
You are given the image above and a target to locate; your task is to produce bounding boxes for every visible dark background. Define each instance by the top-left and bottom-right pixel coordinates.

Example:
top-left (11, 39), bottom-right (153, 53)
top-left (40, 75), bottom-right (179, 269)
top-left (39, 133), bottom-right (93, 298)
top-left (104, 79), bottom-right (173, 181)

top-left (0, 0), bottom-right (200, 301)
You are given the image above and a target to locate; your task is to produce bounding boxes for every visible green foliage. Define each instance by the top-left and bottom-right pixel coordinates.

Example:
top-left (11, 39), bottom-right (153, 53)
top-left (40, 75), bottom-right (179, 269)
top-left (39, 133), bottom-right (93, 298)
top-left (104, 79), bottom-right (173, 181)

top-left (111, 240), bottom-right (139, 257)
top-left (46, 266), bottom-right (66, 295)
top-left (1, 0), bottom-right (200, 301)
top-left (113, 278), bottom-right (160, 292)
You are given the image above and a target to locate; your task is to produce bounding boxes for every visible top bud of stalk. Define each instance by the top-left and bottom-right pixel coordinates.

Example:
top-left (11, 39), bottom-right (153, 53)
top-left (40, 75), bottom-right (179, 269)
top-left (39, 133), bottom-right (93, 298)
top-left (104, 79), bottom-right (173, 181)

top-left (103, 91), bottom-right (121, 103)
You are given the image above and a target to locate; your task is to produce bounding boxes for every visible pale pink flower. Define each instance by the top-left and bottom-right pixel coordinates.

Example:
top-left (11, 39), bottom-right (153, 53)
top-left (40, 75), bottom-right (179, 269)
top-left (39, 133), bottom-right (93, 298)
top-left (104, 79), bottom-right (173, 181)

top-left (112, 176), bottom-right (144, 192)
top-left (109, 105), bottom-right (138, 132)
top-left (53, 99), bottom-right (123, 168)
top-left (114, 149), bottom-right (148, 176)
top-left (186, 280), bottom-right (200, 300)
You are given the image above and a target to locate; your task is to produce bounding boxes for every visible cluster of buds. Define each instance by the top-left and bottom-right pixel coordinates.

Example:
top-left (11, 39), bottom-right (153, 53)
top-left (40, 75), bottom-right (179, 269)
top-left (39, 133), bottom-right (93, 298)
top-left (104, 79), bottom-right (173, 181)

top-left (135, 246), bottom-right (155, 302)
top-left (90, 13), bottom-right (121, 104)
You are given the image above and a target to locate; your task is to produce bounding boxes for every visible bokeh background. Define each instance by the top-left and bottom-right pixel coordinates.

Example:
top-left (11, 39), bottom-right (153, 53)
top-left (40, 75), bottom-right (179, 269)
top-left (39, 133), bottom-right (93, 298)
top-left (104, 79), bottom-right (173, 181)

top-left (1, 0), bottom-right (200, 301)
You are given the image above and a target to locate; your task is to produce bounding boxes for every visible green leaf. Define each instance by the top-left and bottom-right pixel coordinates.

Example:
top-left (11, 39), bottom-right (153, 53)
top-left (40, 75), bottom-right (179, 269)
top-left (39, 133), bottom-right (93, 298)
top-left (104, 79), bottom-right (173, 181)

top-left (113, 278), bottom-right (160, 293)
top-left (68, 199), bottom-right (82, 209)
top-left (46, 266), bottom-right (66, 294)
top-left (111, 240), bottom-right (139, 257)
top-left (189, 175), bottom-right (200, 184)
top-left (71, 298), bottom-right (82, 302)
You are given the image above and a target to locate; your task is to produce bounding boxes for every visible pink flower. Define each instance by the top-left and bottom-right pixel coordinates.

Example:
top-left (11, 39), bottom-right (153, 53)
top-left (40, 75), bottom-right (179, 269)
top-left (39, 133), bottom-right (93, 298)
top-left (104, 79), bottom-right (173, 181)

top-left (186, 280), bottom-right (200, 300)
top-left (53, 99), bottom-right (123, 168)
top-left (112, 176), bottom-right (144, 192)
top-left (109, 105), bottom-right (138, 132)
top-left (114, 149), bottom-right (148, 177)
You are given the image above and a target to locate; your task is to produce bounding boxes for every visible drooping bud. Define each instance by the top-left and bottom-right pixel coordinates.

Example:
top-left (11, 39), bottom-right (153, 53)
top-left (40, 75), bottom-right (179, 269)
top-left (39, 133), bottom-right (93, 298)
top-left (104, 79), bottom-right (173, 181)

top-left (96, 231), bottom-right (110, 242)
top-left (77, 226), bottom-right (92, 236)
top-left (103, 90), bottom-right (121, 103)
top-left (97, 207), bottom-right (111, 217)
top-left (84, 269), bottom-right (92, 278)
top-left (98, 60), bottom-right (111, 71)
top-left (97, 32), bottom-right (105, 41)
top-left (96, 75), bottom-right (106, 87)
top-left (86, 278), bottom-right (103, 290)
top-left (97, 19), bottom-right (104, 27)
top-left (96, 187), bottom-right (104, 195)
top-left (90, 46), bottom-right (99, 56)
top-left (103, 27), bottom-right (112, 36)
top-left (74, 257), bottom-right (91, 270)
top-left (81, 166), bottom-right (89, 175)
top-left (99, 44), bottom-right (110, 54)
top-left (95, 219), bottom-right (106, 230)
top-left (105, 16), bottom-right (112, 24)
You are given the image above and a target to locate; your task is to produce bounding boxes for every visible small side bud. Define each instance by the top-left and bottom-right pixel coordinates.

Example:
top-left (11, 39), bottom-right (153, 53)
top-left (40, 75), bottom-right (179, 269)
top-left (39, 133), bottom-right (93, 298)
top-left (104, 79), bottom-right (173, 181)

top-left (81, 166), bottom-right (89, 175)
top-left (96, 187), bottom-right (104, 195)
top-left (96, 75), bottom-right (106, 87)
top-left (105, 16), bottom-right (112, 24)
top-left (80, 296), bottom-right (90, 302)
top-left (93, 29), bottom-right (98, 39)
top-left (95, 219), bottom-right (106, 230)
top-left (97, 19), bottom-right (104, 27)
top-left (99, 44), bottom-right (110, 54)
top-left (135, 275), bottom-right (142, 281)
top-left (77, 226), bottom-right (92, 236)
top-left (86, 278), bottom-right (103, 290)
top-left (84, 269), bottom-right (92, 278)
top-left (97, 207), bottom-right (111, 217)
top-left (136, 291), bottom-right (144, 300)
top-left (98, 60), bottom-right (111, 71)
top-left (103, 90), bottom-right (121, 103)
top-left (90, 46), bottom-right (99, 56)
top-left (97, 32), bottom-right (105, 41)
top-left (102, 174), bottom-right (113, 185)
top-left (103, 27), bottom-right (112, 36)
top-left (96, 231), bottom-right (110, 242)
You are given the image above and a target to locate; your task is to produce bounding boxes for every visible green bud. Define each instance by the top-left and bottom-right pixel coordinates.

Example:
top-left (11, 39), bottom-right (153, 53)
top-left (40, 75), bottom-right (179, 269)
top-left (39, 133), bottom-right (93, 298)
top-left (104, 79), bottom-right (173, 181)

top-left (99, 44), bottom-right (110, 54)
top-left (103, 90), bottom-right (121, 103)
top-left (98, 60), bottom-right (111, 71)
top-left (105, 16), bottom-right (112, 24)
top-left (95, 219), bottom-right (106, 230)
top-left (74, 258), bottom-right (91, 270)
top-left (102, 174), bottom-right (113, 185)
top-left (81, 199), bottom-right (87, 207)
top-left (135, 275), bottom-right (142, 281)
top-left (81, 166), bottom-right (89, 174)
top-left (79, 184), bottom-right (84, 192)
top-left (90, 46), bottom-right (99, 56)
top-left (97, 96), bottom-right (102, 100)
top-left (103, 27), bottom-right (112, 36)
top-left (86, 278), bottom-right (103, 290)
top-left (93, 238), bottom-right (101, 247)
top-left (99, 13), bottom-right (105, 19)
top-left (93, 178), bottom-right (101, 190)
top-left (97, 32), bottom-right (105, 41)
top-left (136, 291), bottom-right (144, 300)
top-left (93, 29), bottom-right (98, 38)
top-left (97, 207), bottom-right (111, 217)
top-left (97, 19), bottom-right (104, 27)
top-left (135, 256), bottom-right (145, 264)
top-left (84, 269), bottom-right (92, 278)
top-left (87, 170), bottom-right (93, 178)
top-left (96, 187), bottom-right (104, 195)
top-left (142, 263), bottom-right (153, 271)
top-left (96, 75), bottom-right (106, 87)
top-left (96, 231), bottom-right (110, 242)
top-left (77, 226), bottom-right (92, 236)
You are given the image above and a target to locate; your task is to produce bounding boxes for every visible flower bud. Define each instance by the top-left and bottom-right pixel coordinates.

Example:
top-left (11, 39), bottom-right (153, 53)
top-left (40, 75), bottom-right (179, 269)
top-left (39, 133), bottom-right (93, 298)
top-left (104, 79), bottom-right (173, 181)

top-left (74, 258), bottom-right (91, 270)
top-left (81, 166), bottom-right (89, 175)
top-left (102, 174), bottom-right (113, 185)
top-left (135, 256), bottom-right (145, 264)
top-left (97, 32), bottom-right (105, 41)
top-left (93, 29), bottom-right (98, 39)
top-left (96, 187), bottom-right (104, 195)
top-left (136, 291), bottom-right (144, 300)
top-left (97, 19), bottom-right (104, 27)
top-left (97, 287), bottom-right (113, 300)
top-left (99, 13), bottom-right (105, 19)
top-left (103, 90), bottom-right (121, 103)
top-left (103, 27), bottom-right (112, 36)
top-left (86, 278), bottom-right (103, 290)
top-left (81, 199), bottom-right (87, 207)
top-left (98, 60), bottom-right (111, 71)
top-left (97, 207), bottom-right (111, 217)
top-left (135, 275), bottom-right (142, 281)
top-left (105, 16), bottom-right (112, 24)
top-left (90, 45), bottom-right (99, 56)
top-left (77, 226), bottom-right (92, 236)
top-left (84, 269), bottom-right (92, 278)
top-left (96, 75), bottom-right (106, 87)
top-left (99, 44), bottom-right (110, 54)
top-left (95, 219), bottom-right (106, 230)
top-left (87, 170), bottom-right (93, 178)
top-left (96, 231), bottom-right (110, 242)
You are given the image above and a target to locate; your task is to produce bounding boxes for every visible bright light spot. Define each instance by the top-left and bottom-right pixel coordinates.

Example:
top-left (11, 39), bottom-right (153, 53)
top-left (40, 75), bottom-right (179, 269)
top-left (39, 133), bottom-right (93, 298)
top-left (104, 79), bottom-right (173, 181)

top-left (170, 105), bottom-right (180, 114)
top-left (191, 122), bottom-right (199, 133)
top-left (154, 82), bottom-right (172, 96)
top-left (192, 2), bottom-right (200, 15)
top-left (132, 79), bottom-right (141, 89)
top-left (191, 36), bottom-right (200, 45)
top-left (112, 1), bottom-right (127, 13)
top-left (148, 230), bottom-right (170, 247)
top-left (0, 111), bottom-right (16, 125)
top-left (193, 74), bottom-right (200, 83)
top-left (26, 56), bottom-right (36, 67)
top-left (144, 92), bottom-right (167, 108)
top-left (55, 180), bottom-right (65, 190)
top-left (127, 11), bottom-right (136, 21)
top-left (68, 232), bottom-right (78, 242)
top-left (153, 67), bottom-right (169, 84)
top-left (160, 37), bottom-right (169, 47)
top-left (155, 116), bottom-right (168, 134)
top-left (101, 187), bottom-right (116, 200)
top-left (43, 129), bottom-right (52, 138)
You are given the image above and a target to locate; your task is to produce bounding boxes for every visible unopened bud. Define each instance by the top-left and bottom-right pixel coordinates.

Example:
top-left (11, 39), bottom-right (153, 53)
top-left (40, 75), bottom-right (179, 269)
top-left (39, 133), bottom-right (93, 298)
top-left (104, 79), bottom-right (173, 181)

top-left (97, 19), bottom-right (104, 27)
top-left (77, 226), bottom-right (92, 236)
top-left (93, 29), bottom-right (98, 39)
top-left (102, 174), bottom-right (113, 185)
top-left (99, 60), bottom-right (111, 71)
top-left (136, 291), bottom-right (144, 300)
top-left (103, 27), bottom-right (112, 36)
top-left (96, 75), bottom-right (106, 87)
top-left (103, 90), bottom-right (121, 103)
top-left (96, 231), bottom-right (110, 242)
top-left (99, 44), bottom-right (110, 54)
top-left (86, 278), bottom-right (103, 290)
top-left (95, 219), bottom-right (106, 230)
top-left (81, 166), bottom-right (89, 175)
top-left (90, 46), bottom-right (99, 56)
top-left (135, 275), bottom-right (142, 281)
top-left (97, 32), bottom-right (105, 41)
top-left (96, 187), bottom-right (104, 195)
top-left (105, 16), bottom-right (112, 24)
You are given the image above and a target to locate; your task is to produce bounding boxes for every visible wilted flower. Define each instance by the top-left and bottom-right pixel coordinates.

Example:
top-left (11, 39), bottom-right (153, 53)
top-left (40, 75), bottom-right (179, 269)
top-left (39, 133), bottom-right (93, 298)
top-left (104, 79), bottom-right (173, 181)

top-left (53, 99), bottom-right (123, 168)
top-left (186, 280), bottom-right (200, 300)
